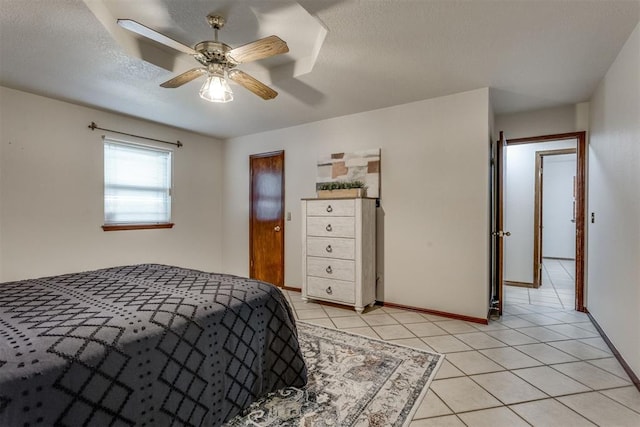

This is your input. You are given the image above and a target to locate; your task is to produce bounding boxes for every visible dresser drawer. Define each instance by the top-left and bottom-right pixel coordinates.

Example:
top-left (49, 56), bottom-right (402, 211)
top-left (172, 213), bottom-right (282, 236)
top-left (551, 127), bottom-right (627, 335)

top-left (307, 257), bottom-right (355, 281)
top-left (307, 237), bottom-right (355, 260)
top-left (307, 216), bottom-right (355, 238)
top-left (306, 199), bottom-right (355, 217)
top-left (306, 277), bottom-right (355, 304)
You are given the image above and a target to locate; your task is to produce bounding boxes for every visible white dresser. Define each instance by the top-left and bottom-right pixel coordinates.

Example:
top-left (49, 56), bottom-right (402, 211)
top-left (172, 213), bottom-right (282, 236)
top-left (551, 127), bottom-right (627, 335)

top-left (301, 198), bottom-right (376, 313)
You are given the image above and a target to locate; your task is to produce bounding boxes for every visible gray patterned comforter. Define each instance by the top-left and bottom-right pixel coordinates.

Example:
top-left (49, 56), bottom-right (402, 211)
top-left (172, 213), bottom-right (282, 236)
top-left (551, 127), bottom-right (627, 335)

top-left (0, 264), bottom-right (307, 426)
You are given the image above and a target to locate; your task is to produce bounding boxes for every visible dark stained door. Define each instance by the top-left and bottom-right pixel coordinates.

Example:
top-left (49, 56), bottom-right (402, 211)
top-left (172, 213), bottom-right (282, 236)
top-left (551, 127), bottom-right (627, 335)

top-left (249, 151), bottom-right (285, 286)
top-left (493, 131), bottom-right (508, 315)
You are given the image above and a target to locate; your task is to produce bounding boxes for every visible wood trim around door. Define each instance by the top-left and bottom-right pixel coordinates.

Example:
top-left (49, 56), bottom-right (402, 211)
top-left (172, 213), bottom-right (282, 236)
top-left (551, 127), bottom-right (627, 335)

top-left (504, 280), bottom-right (535, 288)
top-left (533, 148), bottom-right (577, 288)
top-left (506, 131), bottom-right (586, 312)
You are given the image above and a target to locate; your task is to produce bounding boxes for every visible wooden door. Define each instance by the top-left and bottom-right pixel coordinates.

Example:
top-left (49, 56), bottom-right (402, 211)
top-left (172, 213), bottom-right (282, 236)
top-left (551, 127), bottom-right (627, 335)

top-left (249, 151), bottom-right (285, 286)
top-left (493, 131), bottom-right (508, 315)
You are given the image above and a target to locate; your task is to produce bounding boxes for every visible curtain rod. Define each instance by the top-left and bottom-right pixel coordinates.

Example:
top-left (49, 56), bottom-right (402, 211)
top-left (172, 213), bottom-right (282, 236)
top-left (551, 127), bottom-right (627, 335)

top-left (88, 122), bottom-right (183, 148)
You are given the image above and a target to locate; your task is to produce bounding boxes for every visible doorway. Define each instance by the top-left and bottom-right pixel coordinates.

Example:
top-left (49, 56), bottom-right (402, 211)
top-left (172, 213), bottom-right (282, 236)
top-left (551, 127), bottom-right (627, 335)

top-left (494, 132), bottom-right (586, 314)
top-left (533, 148), bottom-right (577, 290)
top-left (249, 151), bottom-right (285, 287)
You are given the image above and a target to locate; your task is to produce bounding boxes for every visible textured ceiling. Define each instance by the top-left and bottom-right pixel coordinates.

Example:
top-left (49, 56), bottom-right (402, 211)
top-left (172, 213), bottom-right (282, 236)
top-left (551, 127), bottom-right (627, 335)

top-left (0, 0), bottom-right (638, 139)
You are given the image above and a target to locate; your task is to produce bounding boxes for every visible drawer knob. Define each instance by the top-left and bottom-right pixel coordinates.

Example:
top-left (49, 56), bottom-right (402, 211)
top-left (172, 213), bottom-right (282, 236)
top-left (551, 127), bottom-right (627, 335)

top-left (326, 205), bottom-right (333, 213)
top-left (326, 286), bottom-right (333, 295)
top-left (326, 224), bottom-right (332, 232)
top-left (326, 245), bottom-right (332, 253)
top-left (326, 266), bottom-right (333, 274)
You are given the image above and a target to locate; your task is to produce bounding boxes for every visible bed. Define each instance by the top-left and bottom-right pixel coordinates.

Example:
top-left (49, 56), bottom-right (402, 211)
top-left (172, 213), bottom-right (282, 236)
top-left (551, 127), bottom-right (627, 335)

top-left (0, 264), bottom-right (307, 426)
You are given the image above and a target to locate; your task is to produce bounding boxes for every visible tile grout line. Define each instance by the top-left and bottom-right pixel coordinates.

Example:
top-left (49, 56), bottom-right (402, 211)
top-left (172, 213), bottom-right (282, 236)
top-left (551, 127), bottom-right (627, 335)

top-left (546, 261), bottom-right (568, 310)
top-left (594, 388), bottom-right (640, 416)
top-left (584, 359), bottom-right (637, 383)
top-left (558, 258), bottom-right (576, 281)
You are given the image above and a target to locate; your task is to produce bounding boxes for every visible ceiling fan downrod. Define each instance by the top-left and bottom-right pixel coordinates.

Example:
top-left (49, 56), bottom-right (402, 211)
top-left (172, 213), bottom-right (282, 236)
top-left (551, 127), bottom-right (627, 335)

top-left (206, 14), bottom-right (225, 42)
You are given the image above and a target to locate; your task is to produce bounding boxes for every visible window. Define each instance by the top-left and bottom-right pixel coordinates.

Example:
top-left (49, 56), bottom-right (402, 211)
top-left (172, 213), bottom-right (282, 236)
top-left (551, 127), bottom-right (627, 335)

top-left (103, 138), bottom-right (173, 231)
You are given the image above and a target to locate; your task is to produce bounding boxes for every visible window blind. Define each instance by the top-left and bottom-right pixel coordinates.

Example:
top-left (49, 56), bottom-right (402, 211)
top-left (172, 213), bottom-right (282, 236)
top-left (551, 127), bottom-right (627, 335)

top-left (104, 139), bottom-right (172, 225)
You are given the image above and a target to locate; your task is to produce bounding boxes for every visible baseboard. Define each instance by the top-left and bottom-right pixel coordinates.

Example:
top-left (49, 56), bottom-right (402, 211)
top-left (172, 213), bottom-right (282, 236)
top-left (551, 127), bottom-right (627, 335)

top-left (382, 301), bottom-right (488, 325)
top-left (285, 287), bottom-right (488, 325)
top-left (505, 280), bottom-right (537, 288)
top-left (586, 310), bottom-right (640, 392)
top-left (543, 257), bottom-right (575, 261)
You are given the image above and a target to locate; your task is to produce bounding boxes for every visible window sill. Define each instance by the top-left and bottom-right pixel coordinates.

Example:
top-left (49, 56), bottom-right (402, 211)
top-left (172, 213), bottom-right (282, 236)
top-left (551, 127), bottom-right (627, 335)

top-left (102, 223), bottom-right (174, 232)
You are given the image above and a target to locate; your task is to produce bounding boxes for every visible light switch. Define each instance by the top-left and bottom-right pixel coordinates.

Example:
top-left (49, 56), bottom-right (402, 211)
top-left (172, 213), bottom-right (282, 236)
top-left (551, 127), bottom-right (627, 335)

top-left (286, 212), bottom-right (291, 221)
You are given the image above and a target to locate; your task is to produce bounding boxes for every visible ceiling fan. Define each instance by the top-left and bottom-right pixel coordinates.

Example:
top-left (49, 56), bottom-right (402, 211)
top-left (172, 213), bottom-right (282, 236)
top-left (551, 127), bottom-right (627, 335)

top-left (117, 14), bottom-right (289, 103)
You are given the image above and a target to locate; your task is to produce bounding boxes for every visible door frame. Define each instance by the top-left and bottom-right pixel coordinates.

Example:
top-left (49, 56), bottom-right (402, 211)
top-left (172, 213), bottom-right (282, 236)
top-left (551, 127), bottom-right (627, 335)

top-left (249, 150), bottom-right (285, 287)
top-left (493, 131), bottom-right (507, 316)
top-left (505, 132), bottom-right (586, 312)
top-left (533, 148), bottom-right (577, 288)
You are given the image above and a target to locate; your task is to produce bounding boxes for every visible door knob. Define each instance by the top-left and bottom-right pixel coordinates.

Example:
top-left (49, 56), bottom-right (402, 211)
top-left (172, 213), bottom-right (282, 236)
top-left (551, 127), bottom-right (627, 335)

top-left (274, 225), bottom-right (281, 232)
top-left (493, 230), bottom-right (511, 237)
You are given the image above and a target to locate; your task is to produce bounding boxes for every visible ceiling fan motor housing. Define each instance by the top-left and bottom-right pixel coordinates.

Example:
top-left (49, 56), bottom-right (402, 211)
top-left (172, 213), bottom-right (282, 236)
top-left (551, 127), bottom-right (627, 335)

top-left (194, 41), bottom-right (236, 68)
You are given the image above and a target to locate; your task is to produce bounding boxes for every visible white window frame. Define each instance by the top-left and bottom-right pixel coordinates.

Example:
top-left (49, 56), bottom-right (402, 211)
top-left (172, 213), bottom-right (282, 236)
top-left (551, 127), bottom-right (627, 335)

top-left (102, 138), bottom-right (174, 231)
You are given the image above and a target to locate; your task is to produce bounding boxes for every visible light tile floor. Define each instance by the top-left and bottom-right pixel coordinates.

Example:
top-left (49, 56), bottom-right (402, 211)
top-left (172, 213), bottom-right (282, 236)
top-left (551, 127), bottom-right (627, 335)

top-left (283, 260), bottom-right (640, 426)
top-left (505, 258), bottom-right (575, 309)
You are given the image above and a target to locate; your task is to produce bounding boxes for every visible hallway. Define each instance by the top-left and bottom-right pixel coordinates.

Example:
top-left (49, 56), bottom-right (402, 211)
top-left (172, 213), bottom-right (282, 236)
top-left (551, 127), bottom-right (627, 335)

top-left (505, 258), bottom-right (575, 309)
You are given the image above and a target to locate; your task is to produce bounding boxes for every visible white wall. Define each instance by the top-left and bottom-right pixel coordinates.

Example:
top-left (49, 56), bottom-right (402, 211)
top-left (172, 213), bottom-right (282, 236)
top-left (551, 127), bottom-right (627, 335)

top-left (0, 108), bottom-right (3, 280)
top-left (495, 103), bottom-right (588, 140)
top-left (588, 22), bottom-right (640, 376)
top-left (505, 140), bottom-right (576, 283)
top-left (222, 88), bottom-right (491, 320)
top-left (0, 87), bottom-right (224, 282)
top-left (542, 154), bottom-right (576, 259)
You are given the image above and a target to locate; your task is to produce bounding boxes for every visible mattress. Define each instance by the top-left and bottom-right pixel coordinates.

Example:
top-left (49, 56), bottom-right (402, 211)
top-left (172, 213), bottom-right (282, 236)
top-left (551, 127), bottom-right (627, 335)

top-left (0, 264), bottom-right (307, 426)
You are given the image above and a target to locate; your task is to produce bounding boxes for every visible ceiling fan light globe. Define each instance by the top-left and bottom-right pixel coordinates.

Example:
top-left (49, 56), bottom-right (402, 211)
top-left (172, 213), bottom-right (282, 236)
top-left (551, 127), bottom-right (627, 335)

top-left (199, 74), bottom-right (233, 103)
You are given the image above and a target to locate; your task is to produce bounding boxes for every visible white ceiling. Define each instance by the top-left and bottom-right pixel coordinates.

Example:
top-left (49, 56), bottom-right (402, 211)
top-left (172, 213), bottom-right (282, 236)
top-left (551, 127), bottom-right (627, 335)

top-left (1, 0), bottom-right (638, 139)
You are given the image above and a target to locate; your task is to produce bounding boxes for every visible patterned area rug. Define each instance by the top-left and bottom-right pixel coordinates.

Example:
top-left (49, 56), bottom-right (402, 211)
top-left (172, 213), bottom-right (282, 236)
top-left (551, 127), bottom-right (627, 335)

top-left (225, 321), bottom-right (443, 427)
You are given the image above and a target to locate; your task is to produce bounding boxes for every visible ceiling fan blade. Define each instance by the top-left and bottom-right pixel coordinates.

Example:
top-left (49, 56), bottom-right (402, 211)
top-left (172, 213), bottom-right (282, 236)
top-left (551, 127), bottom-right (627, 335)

top-left (160, 68), bottom-right (207, 88)
top-left (117, 19), bottom-right (197, 55)
top-left (228, 70), bottom-right (278, 100)
top-left (227, 35), bottom-right (289, 64)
